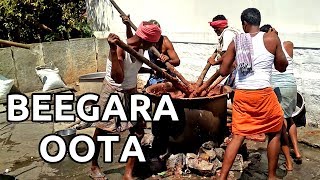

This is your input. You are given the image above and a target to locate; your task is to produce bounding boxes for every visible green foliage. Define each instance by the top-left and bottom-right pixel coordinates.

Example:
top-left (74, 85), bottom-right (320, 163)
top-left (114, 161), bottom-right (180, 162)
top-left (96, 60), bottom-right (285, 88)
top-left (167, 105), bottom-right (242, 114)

top-left (0, 0), bottom-right (93, 44)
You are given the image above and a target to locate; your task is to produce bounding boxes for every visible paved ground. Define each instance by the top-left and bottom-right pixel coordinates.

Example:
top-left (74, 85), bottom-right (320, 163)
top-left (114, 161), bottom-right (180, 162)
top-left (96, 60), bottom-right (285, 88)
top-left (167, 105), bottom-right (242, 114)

top-left (1, 110), bottom-right (320, 180)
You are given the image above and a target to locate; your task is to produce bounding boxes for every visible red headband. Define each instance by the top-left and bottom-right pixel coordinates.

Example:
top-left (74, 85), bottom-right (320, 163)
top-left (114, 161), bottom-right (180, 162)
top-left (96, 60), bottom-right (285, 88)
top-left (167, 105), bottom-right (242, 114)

top-left (135, 21), bottom-right (162, 43)
top-left (209, 20), bottom-right (228, 29)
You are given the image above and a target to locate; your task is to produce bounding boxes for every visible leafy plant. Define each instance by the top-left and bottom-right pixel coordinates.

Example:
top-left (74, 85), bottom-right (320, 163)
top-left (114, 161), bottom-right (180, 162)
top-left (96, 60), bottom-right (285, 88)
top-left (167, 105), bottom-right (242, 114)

top-left (0, 0), bottom-right (93, 44)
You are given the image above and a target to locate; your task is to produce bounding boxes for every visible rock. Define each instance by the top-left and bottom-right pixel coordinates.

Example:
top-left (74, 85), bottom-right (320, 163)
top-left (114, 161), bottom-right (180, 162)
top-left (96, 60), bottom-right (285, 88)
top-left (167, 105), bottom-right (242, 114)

top-left (248, 152), bottom-right (261, 162)
top-left (230, 154), bottom-right (244, 171)
top-left (186, 153), bottom-right (197, 159)
top-left (166, 153), bottom-right (186, 176)
top-left (212, 158), bottom-right (222, 172)
top-left (198, 141), bottom-right (217, 162)
top-left (202, 141), bottom-right (215, 149)
top-left (242, 161), bottom-right (251, 170)
top-left (228, 171), bottom-right (235, 179)
top-left (220, 136), bottom-right (232, 148)
top-left (216, 170), bottom-right (236, 180)
top-left (199, 147), bottom-right (216, 162)
top-left (215, 148), bottom-right (225, 161)
top-left (141, 129), bottom-right (154, 148)
top-left (186, 153), bottom-right (215, 177)
top-left (232, 170), bottom-right (244, 180)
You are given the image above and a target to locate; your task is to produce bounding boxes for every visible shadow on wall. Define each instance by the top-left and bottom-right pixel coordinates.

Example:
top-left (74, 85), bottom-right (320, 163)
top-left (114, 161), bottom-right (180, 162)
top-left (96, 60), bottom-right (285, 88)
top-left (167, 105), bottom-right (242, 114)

top-left (0, 38), bottom-right (110, 93)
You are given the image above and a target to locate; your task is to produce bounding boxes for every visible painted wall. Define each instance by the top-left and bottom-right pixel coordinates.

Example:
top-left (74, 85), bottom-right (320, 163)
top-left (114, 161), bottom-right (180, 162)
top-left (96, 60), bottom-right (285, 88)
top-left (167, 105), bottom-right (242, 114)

top-left (86, 0), bottom-right (320, 47)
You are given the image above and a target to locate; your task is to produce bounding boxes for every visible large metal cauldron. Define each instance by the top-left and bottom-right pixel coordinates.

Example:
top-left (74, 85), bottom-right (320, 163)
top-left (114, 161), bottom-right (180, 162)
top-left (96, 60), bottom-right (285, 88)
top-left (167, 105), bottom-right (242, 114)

top-left (145, 83), bottom-right (232, 146)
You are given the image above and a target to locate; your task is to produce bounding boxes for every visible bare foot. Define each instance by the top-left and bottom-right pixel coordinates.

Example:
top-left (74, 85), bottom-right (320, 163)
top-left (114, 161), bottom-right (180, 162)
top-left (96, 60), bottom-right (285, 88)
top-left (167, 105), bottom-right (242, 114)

top-left (280, 163), bottom-right (293, 171)
top-left (286, 162), bottom-right (293, 171)
top-left (90, 166), bottom-right (107, 180)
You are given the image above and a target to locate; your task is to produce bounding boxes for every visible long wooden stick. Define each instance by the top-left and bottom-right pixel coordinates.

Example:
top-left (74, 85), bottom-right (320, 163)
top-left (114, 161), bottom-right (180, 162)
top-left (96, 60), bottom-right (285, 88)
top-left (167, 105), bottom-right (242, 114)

top-left (202, 76), bottom-right (226, 97)
top-left (195, 52), bottom-right (217, 87)
top-left (208, 76), bottom-right (226, 92)
top-left (109, 0), bottom-right (137, 30)
top-left (0, 39), bottom-right (31, 49)
top-left (148, 47), bottom-right (192, 87)
top-left (195, 62), bottom-right (211, 86)
top-left (189, 69), bottom-right (220, 98)
top-left (115, 40), bottom-right (193, 95)
top-left (109, 0), bottom-right (192, 88)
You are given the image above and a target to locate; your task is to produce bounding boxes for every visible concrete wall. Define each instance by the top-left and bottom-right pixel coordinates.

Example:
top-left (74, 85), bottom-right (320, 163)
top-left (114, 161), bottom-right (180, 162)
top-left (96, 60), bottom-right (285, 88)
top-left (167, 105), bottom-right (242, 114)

top-left (0, 38), bottom-right (109, 93)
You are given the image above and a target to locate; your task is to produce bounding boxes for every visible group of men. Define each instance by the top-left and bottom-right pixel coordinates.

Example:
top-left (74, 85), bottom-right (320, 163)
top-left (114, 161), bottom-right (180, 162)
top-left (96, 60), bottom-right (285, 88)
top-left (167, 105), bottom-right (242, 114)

top-left (209, 8), bottom-right (302, 179)
top-left (88, 7), bottom-right (301, 180)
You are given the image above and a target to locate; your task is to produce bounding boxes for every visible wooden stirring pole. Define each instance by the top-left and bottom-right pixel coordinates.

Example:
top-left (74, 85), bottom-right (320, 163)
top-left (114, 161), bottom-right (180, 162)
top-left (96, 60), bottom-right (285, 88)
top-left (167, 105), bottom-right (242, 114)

top-left (115, 40), bottom-right (193, 95)
top-left (189, 69), bottom-right (220, 98)
top-left (201, 76), bottom-right (226, 97)
top-left (195, 52), bottom-right (217, 87)
top-left (109, 0), bottom-right (137, 30)
top-left (0, 39), bottom-right (31, 49)
top-left (109, 0), bottom-right (192, 89)
top-left (148, 48), bottom-right (192, 88)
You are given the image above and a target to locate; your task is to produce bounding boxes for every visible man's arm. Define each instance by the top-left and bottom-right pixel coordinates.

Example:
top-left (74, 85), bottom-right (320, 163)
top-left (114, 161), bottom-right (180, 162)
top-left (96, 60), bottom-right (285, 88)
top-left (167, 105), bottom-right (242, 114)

top-left (125, 25), bottom-right (134, 39)
top-left (121, 15), bottom-right (133, 38)
top-left (273, 35), bottom-right (288, 72)
top-left (108, 33), bottom-right (125, 83)
top-left (221, 30), bottom-right (236, 52)
top-left (219, 41), bottom-right (236, 76)
top-left (211, 30), bottom-right (236, 65)
top-left (209, 51), bottom-right (225, 65)
top-left (162, 36), bottom-right (180, 66)
top-left (283, 41), bottom-right (294, 58)
top-left (208, 33), bottom-right (232, 66)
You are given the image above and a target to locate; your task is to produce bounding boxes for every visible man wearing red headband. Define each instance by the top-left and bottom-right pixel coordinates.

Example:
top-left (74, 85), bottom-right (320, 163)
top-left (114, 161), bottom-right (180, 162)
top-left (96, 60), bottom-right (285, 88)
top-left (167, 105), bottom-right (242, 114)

top-left (90, 21), bottom-right (161, 180)
top-left (208, 15), bottom-right (240, 88)
top-left (121, 15), bottom-right (181, 87)
top-left (208, 15), bottom-right (240, 59)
